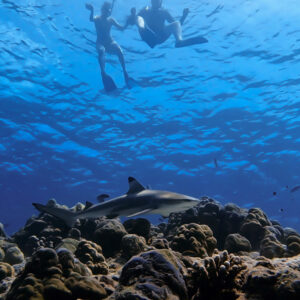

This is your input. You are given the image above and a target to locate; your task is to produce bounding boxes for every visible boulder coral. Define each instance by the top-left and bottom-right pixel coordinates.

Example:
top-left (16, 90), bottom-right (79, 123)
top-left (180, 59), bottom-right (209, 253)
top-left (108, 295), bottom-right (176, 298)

top-left (284, 228), bottom-right (300, 257)
top-left (224, 233), bottom-right (252, 254)
top-left (0, 241), bottom-right (24, 266)
top-left (75, 240), bottom-right (109, 275)
top-left (123, 218), bottom-right (151, 240)
top-left (5, 248), bottom-right (107, 300)
top-left (121, 234), bottom-right (147, 258)
top-left (170, 223), bottom-right (217, 257)
top-left (115, 249), bottom-right (188, 300)
top-left (0, 262), bottom-right (15, 299)
top-left (93, 219), bottom-right (127, 257)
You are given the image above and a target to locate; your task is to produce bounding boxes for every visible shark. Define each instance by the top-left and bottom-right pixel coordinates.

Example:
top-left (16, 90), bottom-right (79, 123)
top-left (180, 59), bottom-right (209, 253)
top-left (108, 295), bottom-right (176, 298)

top-left (33, 177), bottom-right (200, 227)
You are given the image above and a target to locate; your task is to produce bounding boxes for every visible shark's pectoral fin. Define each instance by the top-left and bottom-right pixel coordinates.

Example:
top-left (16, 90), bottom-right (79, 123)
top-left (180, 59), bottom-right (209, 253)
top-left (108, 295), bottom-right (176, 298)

top-left (127, 177), bottom-right (146, 194)
top-left (126, 208), bottom-right (153, 218)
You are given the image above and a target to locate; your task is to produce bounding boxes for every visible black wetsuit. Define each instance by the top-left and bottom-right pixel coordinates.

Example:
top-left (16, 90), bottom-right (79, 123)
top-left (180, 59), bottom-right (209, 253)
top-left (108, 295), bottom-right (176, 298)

top-left (138, 6), bottom-right (175, 48)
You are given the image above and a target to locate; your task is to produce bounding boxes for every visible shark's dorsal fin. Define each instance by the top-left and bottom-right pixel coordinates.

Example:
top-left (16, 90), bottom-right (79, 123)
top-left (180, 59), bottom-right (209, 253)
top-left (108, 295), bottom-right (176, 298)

top-left (127, 177), bottom-right (146, 194)
top-left (84, 201), bottom-right (94, 210)
top-left (97, 194), bottom-right (109, 203)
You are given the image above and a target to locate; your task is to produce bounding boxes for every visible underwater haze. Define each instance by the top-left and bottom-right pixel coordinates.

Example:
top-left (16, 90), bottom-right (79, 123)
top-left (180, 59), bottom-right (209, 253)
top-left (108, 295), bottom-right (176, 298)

top-left (1, 0), bottom-right (300, 234)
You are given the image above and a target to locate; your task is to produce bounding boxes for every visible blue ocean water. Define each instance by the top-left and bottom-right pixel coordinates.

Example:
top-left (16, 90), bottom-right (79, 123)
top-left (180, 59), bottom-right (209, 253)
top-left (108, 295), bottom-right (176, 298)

top-left (1, 0), bottom-right (300, 234)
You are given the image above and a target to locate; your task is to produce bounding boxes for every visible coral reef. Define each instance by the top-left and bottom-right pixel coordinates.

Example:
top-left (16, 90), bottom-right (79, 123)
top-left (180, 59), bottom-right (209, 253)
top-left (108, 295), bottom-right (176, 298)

top-left (0, 263), bottom-right (14, 294)
top-left (5, 248), bottom-right (107, 300)
top-left (284, 228), bottom-right (300, 257)
top-left (0, 240), bottom-right (24, 266)
top-left (1, 197), bottom-right (300, 300)
top-left (170, 223), bottom-right (217, 257)
top-left (245, 255), bottom-right (300, 300)
top-left (259, 230), bottom-right (285, 259)
top-left (115, 249), bottom-right (188, 300)
top-left (187, 250), bottom-right (247, 300)
top-left (93, 219), bottom-right (127, 257)
top-left (224, 233), bottom-right (252, 254)
top-left (123, 218), bottom-right (151, 240)
top-left (121, 234), bottom-right (147, 258)
top-left (150, 237), bottom-right (170, 249)
top-left (75, 240), bottom-right (109, 275)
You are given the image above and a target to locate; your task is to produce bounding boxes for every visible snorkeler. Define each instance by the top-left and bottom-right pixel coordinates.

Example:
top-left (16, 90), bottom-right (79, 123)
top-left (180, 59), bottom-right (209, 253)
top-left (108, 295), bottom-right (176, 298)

top-left (128, 0), bottom-right (208, 49)
top-left (85, 1), bottom-right (132, 91)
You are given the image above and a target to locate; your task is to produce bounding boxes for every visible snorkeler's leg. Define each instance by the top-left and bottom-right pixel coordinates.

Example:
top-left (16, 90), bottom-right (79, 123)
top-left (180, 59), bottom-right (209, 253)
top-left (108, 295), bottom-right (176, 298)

top-left (136, 16), bottom-right (158, 48)
top-left (109, 42), bottom-right (129, 85)
top-left (165, 21), bottom-right (208, 48)
top-left (97, 44), bottom-right (117, 92)
top-left (97, 45), bottom-right (107, 76)
top-left (165, 21), bottom-right (182, 42)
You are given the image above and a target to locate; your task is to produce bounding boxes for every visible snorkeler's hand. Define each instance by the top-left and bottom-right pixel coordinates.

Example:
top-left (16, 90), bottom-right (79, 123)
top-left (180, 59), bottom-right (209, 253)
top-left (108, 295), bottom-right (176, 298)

top-left (85, 3), bottom-right (93, 11)
top-left (182, 8), bottom-right (189, 17)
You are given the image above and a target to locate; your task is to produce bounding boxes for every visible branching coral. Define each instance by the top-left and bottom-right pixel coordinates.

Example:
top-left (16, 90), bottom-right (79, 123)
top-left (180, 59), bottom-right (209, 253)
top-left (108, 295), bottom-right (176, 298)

top-left (188, 250), bottom-right (247, 300)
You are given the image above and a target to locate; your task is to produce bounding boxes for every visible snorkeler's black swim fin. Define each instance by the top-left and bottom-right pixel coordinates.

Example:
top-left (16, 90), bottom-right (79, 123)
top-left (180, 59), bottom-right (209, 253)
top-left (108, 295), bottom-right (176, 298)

top-left (102, 72), bottom-right (117, 92)
top-left (175, 35), bottom-right (208, 48)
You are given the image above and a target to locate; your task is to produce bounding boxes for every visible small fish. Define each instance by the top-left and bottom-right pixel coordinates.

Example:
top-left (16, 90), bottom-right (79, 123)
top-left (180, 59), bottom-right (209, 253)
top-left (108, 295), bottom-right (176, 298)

top-left (290, 185), bottom-right (300, 193)
top-left (214, 158), bottom-right (218, 168)
top-left (273, 192), bottom-right (277, 196)
top-left (97, 194), bottom-right (110, 203)
top-left (279, 208), bottom-right (284, 212)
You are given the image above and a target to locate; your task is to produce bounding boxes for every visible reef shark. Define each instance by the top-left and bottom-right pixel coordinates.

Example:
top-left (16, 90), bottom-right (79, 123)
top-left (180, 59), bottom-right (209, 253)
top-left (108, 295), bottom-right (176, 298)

top-left (33, 177), bottom-right (199, 227)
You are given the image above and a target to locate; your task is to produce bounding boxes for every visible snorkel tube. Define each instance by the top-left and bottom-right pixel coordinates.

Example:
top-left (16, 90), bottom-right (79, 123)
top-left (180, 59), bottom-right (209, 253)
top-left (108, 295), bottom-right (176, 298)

top-left (111, 0), bottom-right (116, 12)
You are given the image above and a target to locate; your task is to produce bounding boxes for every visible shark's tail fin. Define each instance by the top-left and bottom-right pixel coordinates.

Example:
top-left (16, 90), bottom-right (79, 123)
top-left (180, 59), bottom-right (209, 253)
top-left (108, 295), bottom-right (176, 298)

top-left (32, 203), bottom-right (77, 227)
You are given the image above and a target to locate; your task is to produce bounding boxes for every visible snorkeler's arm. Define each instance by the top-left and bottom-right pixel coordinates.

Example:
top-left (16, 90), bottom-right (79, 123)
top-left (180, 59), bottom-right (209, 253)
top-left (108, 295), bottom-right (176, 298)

top-left (180, 8), bottom-right (189, 25)
top-left (111, 7), bottom-right (137, 30)
top-left (164, 10), bottom-right (175, 23)
top-left (111, 18), bottom-right (128, 31)
top-left (85, 3), bottom-right (94, 22)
